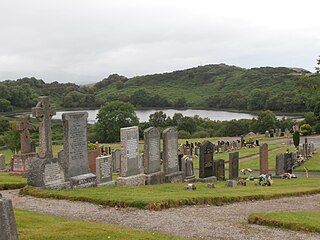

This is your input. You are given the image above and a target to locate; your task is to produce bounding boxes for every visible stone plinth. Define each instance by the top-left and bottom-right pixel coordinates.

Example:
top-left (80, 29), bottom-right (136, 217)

top-left (116, 174), bottom-right (146, 186)
top-left (196, 176), bottom-right (217, 183)
top-left (164, 171), bottom-right (184, 183)
top-left (10, 152), bottom-right (38, 176)
top-left (0, 194), bottom-right (19, 240)
top-left (70, 173), bottom-right (97, 189)
top-left (226, 180), bottom-right (237, 187)
top-left (145, 171), bottom-right (164, 185)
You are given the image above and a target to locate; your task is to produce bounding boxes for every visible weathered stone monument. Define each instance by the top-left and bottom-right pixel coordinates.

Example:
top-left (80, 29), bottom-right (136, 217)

top-left (143, 127), bottom-right (163, 185)
top-left (117, 126), bottom-right (145, 186)
top-left (10, 116), bottom-right (38, 176)
top-left (0, 194), bottom-right (19, 240)
top-left (180, 155), bottom-right (195, 180)
top-left (229, 152), bottom-right (239, 180)
top-left (163, 127), bottom-right (183, 183)
top-left (259, 143), bottom-right (268, 174)
top-left (0, 154), bottom-right (5, 170)
top-left (275, 153), bottom-right (284, 176)
top-left (111, 150), bottom-right (120, 173)
top-left (199, 140), bottom-right (216, 181)
top-left (61, 112), bottom-right (89, 178)
top-left (213, 159), bottom-right (225, 180)
top-left (96, 155), bottom-right (112, 185)
top-left (284, 152), bottom-right (293, 174)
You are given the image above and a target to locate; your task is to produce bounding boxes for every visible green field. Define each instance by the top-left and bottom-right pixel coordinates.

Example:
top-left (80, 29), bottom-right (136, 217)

top-left (248, 212), bottom-right (320, 233)
top-left (20, 178), bottom-right (320, 210)
top-left (15, 209), bottom-right (187, 240)
top-left (0, 172), bottom-right (26, 190)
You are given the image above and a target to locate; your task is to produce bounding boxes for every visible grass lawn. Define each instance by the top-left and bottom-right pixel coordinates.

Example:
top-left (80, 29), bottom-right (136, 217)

top-left (0, 148), bottom-right (14, 164)
top-left (20, 178), bottom-right (320, 210)
top-left (0, 172), bottom-right (27, 190)
top-left (248, 212), bottom-right (320, 233)
top-left (295, 152), bottom-right (320, 172)
top-left (15, 209), bottom-right (187, 240)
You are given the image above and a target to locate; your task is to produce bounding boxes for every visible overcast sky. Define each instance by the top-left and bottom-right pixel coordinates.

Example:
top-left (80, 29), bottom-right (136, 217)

top-left (1, 0), bottom-right (319, 83)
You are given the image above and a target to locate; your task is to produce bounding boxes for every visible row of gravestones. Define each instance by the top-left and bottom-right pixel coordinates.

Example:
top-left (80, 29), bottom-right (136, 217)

top-left (265, 128), bottom-right (290, 138)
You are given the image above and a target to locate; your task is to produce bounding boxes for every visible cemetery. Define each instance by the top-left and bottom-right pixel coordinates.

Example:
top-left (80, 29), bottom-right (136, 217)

top-left (1, 96), bottom-right (320, 239)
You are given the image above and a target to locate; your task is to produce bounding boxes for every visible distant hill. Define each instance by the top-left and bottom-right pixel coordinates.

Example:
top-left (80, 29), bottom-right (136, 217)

top-left (1, 64), bottom-right (319, 113)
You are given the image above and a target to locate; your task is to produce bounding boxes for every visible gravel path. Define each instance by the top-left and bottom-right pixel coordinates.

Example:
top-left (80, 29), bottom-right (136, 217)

top-left (1, 190), bottom-right (320, 240)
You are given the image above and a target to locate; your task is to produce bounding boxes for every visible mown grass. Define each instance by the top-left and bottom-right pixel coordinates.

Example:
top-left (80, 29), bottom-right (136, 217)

top-left (0, 172), bottom-right (27, 190)
top-left (295, 152), bottom-right (320, 172)
top-left (20, 178), bottom-right (320, 210)
top-left (248, 212), bottom-right (320, 234)
top-left (0, 148), bottom-right (13, 164)
top-left (15, 209), bottom-right (187, 240)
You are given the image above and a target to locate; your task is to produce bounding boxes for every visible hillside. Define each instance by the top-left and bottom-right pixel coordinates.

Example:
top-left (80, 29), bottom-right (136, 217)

top-left (0, 64), bottom-right (319, 113)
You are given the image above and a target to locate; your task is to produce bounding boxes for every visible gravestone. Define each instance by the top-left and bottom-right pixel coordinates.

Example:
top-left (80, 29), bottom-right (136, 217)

top-left (62, 112), bottom-right (89, 178)
top-left (0, 154), bottom-right (5, 170)
top-left (229, 152), bottom-right (239, 180)
top-left (199, 141), bottom-right (214, 179)
top-left (28, 158), bottom-right (69, 189)
top-left (10, 116), bottom-right (38, 176)
top-left (213, 159), bottom-right (225, 180)
top-left (0, 194), bottom-right (19, 240)
top-left (96, 155), bottom-right (112, 184)
top-left (275, 153), bottom-right (284, 176)
top-left (117, 126), bottom-right (145, 186)
top-left (259, 143), bottom-right (268, 174)
top-left (181, 155), bottom-right (195, 180)
top-left (285, 128), bottom-right (290, 137)
top-left (143, 127), bottom-right (163, 185)
top-left (163, 128), bottom-right (183, 183)
top-left (112, 150), bottom-right (120, 172)
top-left (88, 146), bottom-right (101, 174)
top-left (284, 152), bottom-right (293, 174)
top-left (70, 173), bottom-right (97, 189)
top-left (226, 179), bottom-right (237, 187)
top-left (32, 96), bottom-right (56, 159)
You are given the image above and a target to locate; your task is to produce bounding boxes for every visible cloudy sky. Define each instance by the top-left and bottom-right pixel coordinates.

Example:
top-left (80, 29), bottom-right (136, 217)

top-left (0, 0), bottom-right (319, 83)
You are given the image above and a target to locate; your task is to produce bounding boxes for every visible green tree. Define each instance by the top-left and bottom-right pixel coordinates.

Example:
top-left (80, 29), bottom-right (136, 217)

top-left (96, 101), bottom-right (139, 143)
top-left (0, 99), bottom-right (13, 112)
top-left (177, 117), bottom-right (197, 134)
top-left (247, 89), bottom-right (268, 111)
top-left (300, 124), bottom-right (312, 136)
top-left (3, 123), bottom-right (20, 153)
top-left (293, 131), bottom-right (300, 148)
top-left (256, 110), bottom-right (276, 133)
top-left (148, 111), bottom-right (167, 127)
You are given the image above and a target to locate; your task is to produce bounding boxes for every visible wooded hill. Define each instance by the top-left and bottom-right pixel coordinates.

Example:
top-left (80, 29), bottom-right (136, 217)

top-left (1, 64), bottom-right (319, 113)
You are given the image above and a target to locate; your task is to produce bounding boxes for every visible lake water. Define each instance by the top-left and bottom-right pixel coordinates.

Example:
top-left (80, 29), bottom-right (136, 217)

top-left (52, 109), bottom-right (260, 124)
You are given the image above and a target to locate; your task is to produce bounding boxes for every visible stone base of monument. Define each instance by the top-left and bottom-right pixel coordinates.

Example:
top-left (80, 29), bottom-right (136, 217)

top-left (116, 174), bottom-right (146, 186)
top-left (70, 173), bottom-right (97, 189)
top-left (44, 182), bottom-right (71, 190)
top-left (184, 175), bottom-right (196, 182)
top-left (164, 171), bottom-right (184, 183)
top-left (196, 176), bottom-right (217, 183)
top-left (145, 171), bottom-right (164, 185)
top-left (9, 152), bottom-right (38, 176)
top-left (97, 180), bottom-right (116, 187)
top-left (0, 194), bottom-right (19, 240)
top-left (226, 179), bottom-right (237, 187)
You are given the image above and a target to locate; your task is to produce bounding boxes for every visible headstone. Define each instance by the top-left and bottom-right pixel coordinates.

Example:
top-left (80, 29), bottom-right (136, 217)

top-left (275, 153), bottom-right (284, 176)
top-left (62, 112), bottom-right (89, 178)
top-left (16, 115), bottom-right (32, 154)
top-left (259, 143), bottom-right (268, 174)
top-left (181, 155), bottom-right (195, 180)
top-left (163, 128), bottom-right (183, 183)
top-left (0, 194), bottom-right (19, 240)
top-left (69, 173), bottom-right (97, 189)
top-left (229, 152), bottom-right (239, 180)
top-left (275, 129), bottom-right (279, 137)
top-left (28, 158), bottom-right (70, 189)
top-left (0, 154), bottom-right (5, 170)
top-left (213, 159), bottom-right (225, 180)
top-left (96, 155), bottom-right (112, 184)
top-left (143, 127), bottom-right (163, 185)
top-left (226, 180), bottom-right (237, 187)
top-left (32, 96), bottom-right (56, 159)
top-left (199, 141), bottom-right (214, 178)
top-left (88, 146), bottom-right (101, 174)
top-left (285, 128), bottom-right (290, 137)
top-left (284, 152), bottom-right (293, 174)
top-left (111, 150), bottom-right (121, 172)
top-left (117, 126), bottom-right (145, 186)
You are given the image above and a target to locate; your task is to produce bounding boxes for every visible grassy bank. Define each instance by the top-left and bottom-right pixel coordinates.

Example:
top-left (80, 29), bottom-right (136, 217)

top-left (248, 212), bottom-right (320, 233)
top-left (0, 173), bottom-right (27, 190)
top-left (20, 178), bottom-right (320, 210)
top-left (15, 209), bottom-right (187, 240)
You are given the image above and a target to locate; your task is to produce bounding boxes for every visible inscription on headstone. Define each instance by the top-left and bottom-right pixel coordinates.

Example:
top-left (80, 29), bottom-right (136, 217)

top-left (96, 155), bottom-right (112, 184)
top-left (43, 161), bottom-right (65, 185)
top-left (62, 112), bottom-right (89, 178)
top-left (143, 127), bottom-right (161, 174)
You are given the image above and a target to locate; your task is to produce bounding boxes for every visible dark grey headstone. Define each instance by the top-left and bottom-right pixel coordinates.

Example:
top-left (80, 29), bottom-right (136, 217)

top-left (229, 152), bottom-right (239, 179)
top-left (143, 127), bottom-right (161, 174)
top-left (199, 141), bottom-right (214, 178)
top-left (213, 159), bottom-right (225, 180)
top-left (275, 153), bottom-right (284, 176)
top-left (96, 155), bottom-right (112, 184)
top-left (0, 154), bottom-right (5, 170)
top-left (284, 152), bottom-right (293, 173)
top-left (0, 195), bottom-right (19, 240)
top-left (62, 112), bottom-right (89, 178)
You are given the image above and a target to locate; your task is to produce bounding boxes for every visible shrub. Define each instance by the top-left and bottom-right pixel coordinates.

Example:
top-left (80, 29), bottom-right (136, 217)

top-left (178, 130), bottom-right (191, 139)
top-left (192, 131), bottom-right (210, 138)
top-left (300, 124), bottom-right (312, 136)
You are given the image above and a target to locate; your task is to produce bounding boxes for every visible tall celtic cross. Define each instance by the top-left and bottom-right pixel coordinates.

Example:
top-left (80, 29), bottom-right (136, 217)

top-left (16, 116), bottom-right (33, 154)
top-left (32, 96), bottom-right (56, 159)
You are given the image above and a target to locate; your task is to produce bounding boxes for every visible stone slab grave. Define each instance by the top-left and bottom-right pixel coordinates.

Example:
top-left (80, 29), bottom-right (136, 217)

top-left (259, 143), bottom-right (268, 174)
top-left (275, 153), bottom-right (284, 177)
top-left (162, 127), bottom-right (183, 183)
top-left (143, 127), bottom-right (164, 185)
top-left (117, 126), bottom-right (145, 186)
top-left (10, 116), bottom-right (38, 176)
top-left (213, 159), bottom-right (225, 181)
top-left (96, 155), bottom-right (113, 185)
top-left (111, 150), bottom-right (120, 173)
top-left (28, 158), bottom-right (70, 189)
top-left (70, 173), bottom-right (97, 189)
top-left (0, 154), bottom-right (6, 170)
top-left (199, 140), bottom-right (216, 182)
top-left (62, 112), bottom-right (90, 179)
top-left (0, 194), bottom-right (19, 240)
top-left (229, 152), bottom-right (239, 180)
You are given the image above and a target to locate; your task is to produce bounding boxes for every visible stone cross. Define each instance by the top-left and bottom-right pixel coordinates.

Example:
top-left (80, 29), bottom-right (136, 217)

top-left (16, 115), bottom-right (33, 154)
top-left (32, 96), bottom-right (56, 159)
